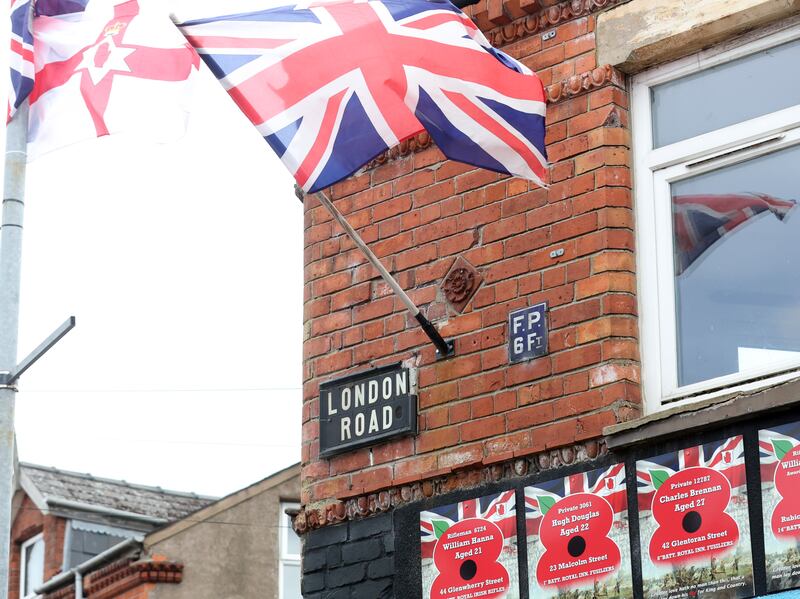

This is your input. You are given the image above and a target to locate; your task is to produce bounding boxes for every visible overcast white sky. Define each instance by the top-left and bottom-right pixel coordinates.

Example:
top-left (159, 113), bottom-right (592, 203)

top-left (3, 16), bottom-right (304, 498)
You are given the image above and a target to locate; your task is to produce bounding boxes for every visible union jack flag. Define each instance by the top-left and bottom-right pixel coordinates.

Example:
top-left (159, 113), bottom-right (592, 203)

top-left (7, 0), bottom-right (89, 121)
top-left (175, 0), bottom-right (547, 193)
top-left (673, 193), bottom-right (796, 275)
top-left (637, 435), bottom-right (746, 512)
top-left (420, 490), bottom-right (517, 559)
top-left (9, 0), bottom-right (34, 120)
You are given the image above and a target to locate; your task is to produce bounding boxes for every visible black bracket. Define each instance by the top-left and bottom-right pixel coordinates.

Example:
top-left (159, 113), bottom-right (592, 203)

top-left (415, 313), bottom-right (455, 360)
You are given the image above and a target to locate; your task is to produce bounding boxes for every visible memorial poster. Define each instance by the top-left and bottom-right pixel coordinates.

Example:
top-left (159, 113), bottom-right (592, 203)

top-left (526, 463), bottom-right (633, 599)
top-left (637, 436), bottom-right (753, 599)
top-left (420, 490), bottom-right (520, 599)
top-left (760, 420), bottom-right (800, 592)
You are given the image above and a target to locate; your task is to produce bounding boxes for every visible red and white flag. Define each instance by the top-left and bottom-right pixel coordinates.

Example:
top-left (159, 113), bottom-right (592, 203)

top-left (28, 0), bottom-right (200, 158)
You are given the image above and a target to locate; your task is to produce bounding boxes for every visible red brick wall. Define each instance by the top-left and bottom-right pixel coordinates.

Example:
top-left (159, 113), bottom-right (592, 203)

top-left (301, 0), bottom-right (639, 511)
top-left (8, 493), bottom-right (67, 599)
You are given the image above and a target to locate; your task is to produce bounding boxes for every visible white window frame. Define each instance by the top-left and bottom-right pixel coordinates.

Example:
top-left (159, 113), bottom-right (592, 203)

top-left (278, 502), bottom-right (301, 599)
top-left (632, 21), bottom-right (800, 413)
top-left (19, 533), bottom-right (44, 599)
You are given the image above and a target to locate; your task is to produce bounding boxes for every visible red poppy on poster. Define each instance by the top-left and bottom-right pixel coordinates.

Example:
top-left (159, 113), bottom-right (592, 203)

top-left (420, 491), bottom-right (520, 599)
top-left (760, 421), bottom-right (800, 592)
top-left (536, 493), bottom-right (621, 586)
top-left (771, 444), bottom-right (800, 539)
top-left (638, 436), bottom-right (754, 599)
top-left (526, 463), bottom-right (633, 599)
top-left (430, 519), bottom-right (509, 599)
top-left (647, 467), bottom-right (739, 565)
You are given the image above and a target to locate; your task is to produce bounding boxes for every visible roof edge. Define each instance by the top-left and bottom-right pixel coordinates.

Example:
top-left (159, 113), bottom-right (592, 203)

top-left (19, 462), bottom-right (217, 502)
top-left (145, 463), bottom-right (300, 547)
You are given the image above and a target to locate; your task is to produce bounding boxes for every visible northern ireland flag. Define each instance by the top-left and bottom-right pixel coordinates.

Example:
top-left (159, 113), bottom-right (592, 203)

top-left (28, 0), bottom-right (200, 158)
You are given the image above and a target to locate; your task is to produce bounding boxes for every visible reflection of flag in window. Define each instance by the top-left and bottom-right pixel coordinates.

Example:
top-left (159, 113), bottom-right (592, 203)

top-left (673, 193), bottom-right (796, 275)
top-left (419, 490), bottom-right (517, 559)
top-left (176, 0), bottom-right (547, 193)
top-left (637, 435), bottom-right (746, 513)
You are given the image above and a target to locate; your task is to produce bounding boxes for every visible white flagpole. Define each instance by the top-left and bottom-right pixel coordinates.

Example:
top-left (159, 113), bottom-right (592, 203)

top-left (0, 99), bottom-right (29, 599)
top-left (315, 190), bottom-right (454, 359)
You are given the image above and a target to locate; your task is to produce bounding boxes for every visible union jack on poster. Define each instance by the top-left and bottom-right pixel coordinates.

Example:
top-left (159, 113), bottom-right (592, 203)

top-left (759, 423), bottom-right (800, 481)
top-left (419, 489), bottom-right (517, 559)
top-left (525, 464), bottom-right (632, 599)
top-left (175, 0), bottom-right (547, 193)
top-left (673, 192), bottom-right (796, 275)
top-left (525, 463), bottom-right (628, 537)
top-left (636, 435), bottom-right (746, 513)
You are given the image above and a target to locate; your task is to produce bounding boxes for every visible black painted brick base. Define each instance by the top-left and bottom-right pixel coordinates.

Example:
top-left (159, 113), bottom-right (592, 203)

top-left (303, 512), bottom-right (395, 599)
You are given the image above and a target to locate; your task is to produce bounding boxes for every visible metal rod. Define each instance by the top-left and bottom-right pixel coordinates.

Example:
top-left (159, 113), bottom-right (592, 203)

top-left (315, 191), bottom-right (454, 359)
top-left (0, 100), bottom-right (29, 599)
top-left (7, 316), bottom-right (76, 384)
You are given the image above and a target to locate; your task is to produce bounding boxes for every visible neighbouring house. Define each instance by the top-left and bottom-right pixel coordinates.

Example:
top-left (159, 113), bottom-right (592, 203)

top-left (9, 463), bottom-right (214, 599)
top-left (11, 462), bottom-right (301, 599)
top-left (142, 462), bottom-right (301, 599)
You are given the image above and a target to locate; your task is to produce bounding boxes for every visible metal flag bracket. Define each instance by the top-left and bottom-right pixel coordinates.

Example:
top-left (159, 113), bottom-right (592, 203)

top-left (0, 316), bottom-right (77, 388)
top-left (314, 190), bottom-right (455, 360)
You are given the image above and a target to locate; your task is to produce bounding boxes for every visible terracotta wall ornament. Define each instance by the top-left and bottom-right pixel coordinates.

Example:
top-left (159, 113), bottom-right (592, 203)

top-left (441, 256), bottom-right (482, 313)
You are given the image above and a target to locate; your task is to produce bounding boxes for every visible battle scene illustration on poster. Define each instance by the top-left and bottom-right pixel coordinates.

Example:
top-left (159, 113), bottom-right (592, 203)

top-left (637, 435), bottom-right (753, 599)
top-left (526, 463), bottom-right (633, 599)
top-left (760, 420), bottom-right (800, 592)
top-left (420, 490), bottom-right (520, 599)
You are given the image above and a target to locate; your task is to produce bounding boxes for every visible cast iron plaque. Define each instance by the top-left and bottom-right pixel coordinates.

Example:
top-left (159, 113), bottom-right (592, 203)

top-left (508, 302), bottom-right (548, 363)
top-left (319, 363), bottom-right (417, 458)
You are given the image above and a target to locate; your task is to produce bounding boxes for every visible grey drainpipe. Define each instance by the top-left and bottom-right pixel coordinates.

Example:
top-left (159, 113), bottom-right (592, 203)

top-left (74, 572), bottom-right (83, 599)
top-left (33, 536), bottom-right (143, 599)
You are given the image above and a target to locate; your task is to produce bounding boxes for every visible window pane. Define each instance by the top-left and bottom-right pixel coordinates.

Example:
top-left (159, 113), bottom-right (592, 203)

top-left (284, 518), bottom-right (301, 556)
top-left (23, 538), bottom-right (44, 596)
top-left (652, 38), bottom-right (800, 147)
top-left (282, 562), bottom-right (302, 599)
top-left (69, 530), bottom-right (126, 568)
top-left (672, 143), bottom-right (800, 387)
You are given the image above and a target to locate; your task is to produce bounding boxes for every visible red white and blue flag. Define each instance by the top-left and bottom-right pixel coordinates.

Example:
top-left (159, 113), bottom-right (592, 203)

top-left (9, 0), bottom-right (35, 120)
top-left (175, 0), bottom-right (547, 193)
top-left (27, 0), bottom-right (200, 158)
top-left (673, 192), bottom-right (796, 275)
top-left (8, 0), bottom-right (91, 121)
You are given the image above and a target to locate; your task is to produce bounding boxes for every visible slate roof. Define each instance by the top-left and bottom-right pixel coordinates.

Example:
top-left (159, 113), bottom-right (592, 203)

top-left (21, 463), bottom-right (216, 522)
